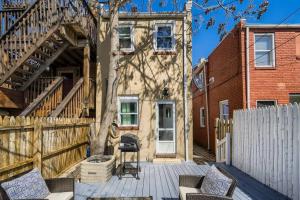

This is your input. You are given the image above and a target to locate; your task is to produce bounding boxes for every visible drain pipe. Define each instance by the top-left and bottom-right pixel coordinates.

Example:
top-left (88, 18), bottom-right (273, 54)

top-left (183, 13), bottom-right (189, 161)
top-left (246, 26), bottom-right (250, 109)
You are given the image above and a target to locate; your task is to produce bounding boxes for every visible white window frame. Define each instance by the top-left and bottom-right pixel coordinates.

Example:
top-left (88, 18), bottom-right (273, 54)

top-left (200, 107), bottom-right (205, 128)
top-left (254, 33), bottom-right (275, 68)
top-left (256, 100), bottom-right (277, 108)
top-left (219, 100), bottom-right (229, 120)
top-left (154, 22), bottom-right (176, 52)
top-left (118, 24), bottom-right (135, 52)
top-left (118, 96), bottom-right (139, 127)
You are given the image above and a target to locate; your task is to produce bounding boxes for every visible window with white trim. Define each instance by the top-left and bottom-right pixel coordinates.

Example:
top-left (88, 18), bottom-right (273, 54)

top-left (118, 25), bottom-right (134, 51)
top-left (256, 100), bottom-right (276, 108)
top-left (254, 33), bottom-right (275, 67)
top-left (154, 23), bottom-right (175, 51)
top-left (200, 107), bottom-right (205, 128)
top-left (118, 96), bottom-right (138, 126)
top-left (219, 100), bottom-right (229, 120)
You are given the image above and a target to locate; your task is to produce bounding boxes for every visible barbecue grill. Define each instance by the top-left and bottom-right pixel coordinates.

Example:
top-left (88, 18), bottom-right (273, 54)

top-left (118, 133), bottom-right (141, 180)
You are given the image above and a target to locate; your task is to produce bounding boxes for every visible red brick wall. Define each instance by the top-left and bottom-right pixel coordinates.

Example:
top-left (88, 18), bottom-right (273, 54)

top-left (192, 80), bottom-right (207, 148)
top-left (192, 24), bottom-right (300, 154)
top-left (207, 27), bottom-right (244, 152)
top-left (248, 29), bottom-right (300, 107)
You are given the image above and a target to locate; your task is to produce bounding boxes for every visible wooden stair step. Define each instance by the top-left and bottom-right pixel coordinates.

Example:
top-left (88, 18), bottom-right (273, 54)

top-left (35, 49), bottom-right (51, 58)
top-left (29, 56), bottom-right (45, 64)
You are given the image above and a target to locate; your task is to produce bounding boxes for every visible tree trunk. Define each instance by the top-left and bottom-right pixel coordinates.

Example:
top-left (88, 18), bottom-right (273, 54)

top-left (93, 1), bottom-right (120, 156)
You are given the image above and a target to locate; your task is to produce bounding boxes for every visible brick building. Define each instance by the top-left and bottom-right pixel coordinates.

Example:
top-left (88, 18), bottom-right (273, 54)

top-left (193, 20), bottom-right (300, 152)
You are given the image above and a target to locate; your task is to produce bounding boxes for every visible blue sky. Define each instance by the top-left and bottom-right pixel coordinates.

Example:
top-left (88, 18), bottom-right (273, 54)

top-left (191, 0), bottom-right (300, 65)
top-left (126, 0), bottom-right (300, 65)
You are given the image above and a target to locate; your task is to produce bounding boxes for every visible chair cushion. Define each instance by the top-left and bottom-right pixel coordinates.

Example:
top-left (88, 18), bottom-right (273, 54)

top-left (200, 165), bottom-right (232, 196)
top-left (1, 168), bottom-right (50, 199)
top-left (45, 192), bottom-right (73, 200)
top-left (179, 186), bottom-right (201, 200)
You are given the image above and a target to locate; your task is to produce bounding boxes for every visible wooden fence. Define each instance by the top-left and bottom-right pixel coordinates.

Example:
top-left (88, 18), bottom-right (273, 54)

top-left (215, 118), bottom-right (232, 164)
top-left (0, 116), bottom-right (94, 181)
top-left (232, 104), bottom-right (300, 200)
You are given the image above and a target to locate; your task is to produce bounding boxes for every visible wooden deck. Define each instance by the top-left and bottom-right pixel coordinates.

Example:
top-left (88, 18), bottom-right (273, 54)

top-left (75, 162), bottom-right (289, 200)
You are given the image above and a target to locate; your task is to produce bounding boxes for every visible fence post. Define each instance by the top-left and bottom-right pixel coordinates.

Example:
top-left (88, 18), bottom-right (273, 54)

top-left (33, 118), bottom-right (42, 172)
top-left (226, 132), bottom-right (231, 165)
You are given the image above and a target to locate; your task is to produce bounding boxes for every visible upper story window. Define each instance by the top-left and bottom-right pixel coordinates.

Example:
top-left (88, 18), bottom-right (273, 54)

top-left (118, 25), bottom-right (134, 52)
top-left (154, 23), bottom-right (175, 51)
top-left (254, 33), bottom-right (275, 67)
top-left (118, 96), bottom-right (138, 126)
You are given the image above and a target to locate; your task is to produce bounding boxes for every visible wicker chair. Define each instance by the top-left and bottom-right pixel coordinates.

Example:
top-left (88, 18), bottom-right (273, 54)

top-left (0, 176), bottom-right (75, 200)
top-left (179, 167), bottom-right (237, 200)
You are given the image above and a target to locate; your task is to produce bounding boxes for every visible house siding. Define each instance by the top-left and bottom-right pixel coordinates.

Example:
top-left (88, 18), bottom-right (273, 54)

top-left (96, 13), bottom-right (193, 161)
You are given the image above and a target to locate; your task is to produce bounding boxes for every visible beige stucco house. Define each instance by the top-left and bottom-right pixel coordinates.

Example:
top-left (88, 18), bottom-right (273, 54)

top-left (96, 2), bottom-right (193, 162)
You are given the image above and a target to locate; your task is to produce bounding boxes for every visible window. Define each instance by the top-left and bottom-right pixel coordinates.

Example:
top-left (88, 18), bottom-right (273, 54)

top-left (219, 100), bottom-right (229, 120)
top-left (154, 23), bottom-right (175, 51)
top-left (200, 107), bottom-right (205, 128)
top-left (254, 33), bottom-right (275, 67)
top-left (118, 25), bottom-right (134, 51)
top-left (257, 100), bottom-right (276, 108)
top-left (289, 94), bottom-right (300, 104)
top-left (118, 96), bottom-right (138, 126)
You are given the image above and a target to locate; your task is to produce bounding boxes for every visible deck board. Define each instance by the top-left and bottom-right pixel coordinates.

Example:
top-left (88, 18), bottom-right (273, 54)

top-left (75, 162), bottom-right (289, 200)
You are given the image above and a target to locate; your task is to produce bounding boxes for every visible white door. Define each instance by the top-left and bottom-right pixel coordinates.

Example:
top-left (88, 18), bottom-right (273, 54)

top-left (156, 101), bottom-right (176, 154)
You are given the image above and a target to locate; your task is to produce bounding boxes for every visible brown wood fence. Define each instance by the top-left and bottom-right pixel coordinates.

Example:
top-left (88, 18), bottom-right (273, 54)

top-left (0, 116), bottom-right (94, 181)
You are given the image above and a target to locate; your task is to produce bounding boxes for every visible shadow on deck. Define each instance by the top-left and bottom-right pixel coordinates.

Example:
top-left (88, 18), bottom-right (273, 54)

top-left (213, 163), bottom-right (290, 200)
top-left (75, 162), bottom-right (289, 200)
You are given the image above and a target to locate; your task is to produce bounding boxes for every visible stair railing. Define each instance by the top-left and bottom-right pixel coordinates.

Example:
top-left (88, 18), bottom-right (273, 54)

top-left (19, 76), bottom-right (64, 117)
top-left (50, 78), bottom-right (84, 118)
top-left (0, 8), bottom-right (26, 36)
top-left (0, 0), bottom-right (96, 81)
top-left (24, 77), bottom-right (57, 106)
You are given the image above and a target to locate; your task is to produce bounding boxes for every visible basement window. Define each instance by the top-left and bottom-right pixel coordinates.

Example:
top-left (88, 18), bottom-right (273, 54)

top-left (154, 23), bottom-right (175, 51)
top-left (289, 94), bottom-right (300, 104)
top-left (254, 33), bottom-right (275, 67)
top-left (256, 100), bottom-right (276, 108)
top-left (118, 96), bottom-right (138, 126)
top-left (118, 25), bottom-right (134, 52)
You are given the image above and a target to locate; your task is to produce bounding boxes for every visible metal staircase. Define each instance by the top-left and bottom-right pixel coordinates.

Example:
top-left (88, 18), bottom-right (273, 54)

top-left (0, 0), bottom-right (96, 90)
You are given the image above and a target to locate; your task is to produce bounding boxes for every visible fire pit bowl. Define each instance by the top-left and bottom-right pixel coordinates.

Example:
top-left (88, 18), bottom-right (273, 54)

top-left (81, 155), bottom-right (115, 183)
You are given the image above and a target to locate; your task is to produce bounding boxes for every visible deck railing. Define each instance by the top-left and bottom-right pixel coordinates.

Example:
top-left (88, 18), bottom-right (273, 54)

top-left (0, 116), bottom-right (94, 180)
top-left (0, 0), bottom-right (96, 81)
top-left (20, 77), bottom-right (63, 117)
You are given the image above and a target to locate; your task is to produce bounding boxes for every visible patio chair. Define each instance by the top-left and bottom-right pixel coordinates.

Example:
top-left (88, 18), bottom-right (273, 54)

top-left (0, 170), bottom-right (75, 200)
top-left (179, 166), bottom-right (237, 200)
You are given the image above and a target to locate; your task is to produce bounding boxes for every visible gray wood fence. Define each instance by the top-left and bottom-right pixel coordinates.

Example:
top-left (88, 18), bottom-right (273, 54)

top-left (232, 104), bottom-right (300, 200)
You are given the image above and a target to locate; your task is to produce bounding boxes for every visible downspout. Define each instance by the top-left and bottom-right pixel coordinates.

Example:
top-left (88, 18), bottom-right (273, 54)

top-left (246, 27), bottom-right (250, 109)
top-left (203, 62), bottom-right (210, 150)
top-left (183, 13), bottom-right (189, 161)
